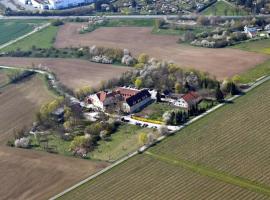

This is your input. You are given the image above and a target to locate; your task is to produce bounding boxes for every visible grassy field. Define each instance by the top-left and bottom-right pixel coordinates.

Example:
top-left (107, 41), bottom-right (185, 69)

top-left (232, 39), bottom-right (270, 55)
top-left (0, 20), bottom-right (45, 46)
top-left (202, 0), bottom-right (247, 16)
top-left (103, 19), bottom-right (154, 27)
top-left (238, 59), bottom-right (270, 83)
top-left (151, 80), bottom-right (270, 186)
top-left (31, 124), bottom-right (155, 161)
top-left (135, 102), bottom-right (180, 121)
top-left (59, 154), bottom-right (269, 200)
top-left (89, 124), bottom-right (156, 161)
top-left (1, 25), bottom-right (59, 52)
top-left (58, 79), bottom-right (270, 200)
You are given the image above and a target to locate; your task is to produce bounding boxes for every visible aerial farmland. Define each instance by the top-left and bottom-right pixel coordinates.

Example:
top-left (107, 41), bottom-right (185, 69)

top-left (0, 13), bottom-right (270, 200)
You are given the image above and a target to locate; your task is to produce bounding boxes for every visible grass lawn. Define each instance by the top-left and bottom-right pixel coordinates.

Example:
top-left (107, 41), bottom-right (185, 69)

top-left (31, 134), bottom-right (73, 157)
top-left (30, 124), bottom-right (156, 162)
top-left (238, 59), bottom-right (270, 83)
top-left (1, 25), bottom-right (59, 52)
top-left (0, 20), bottom-right (46, 46)
top-left (152, 26), bottom-right (213, 36)
top-left (104, 19), bottom-right (154, 27)
top-left (202, 0), bottom-right (247, 16)
top-left (135, 102), bottom-right (183, 121)
top-left (89, 124), bottom-right (155, 161)
top-left (232, 38), bottom-right (270, 55)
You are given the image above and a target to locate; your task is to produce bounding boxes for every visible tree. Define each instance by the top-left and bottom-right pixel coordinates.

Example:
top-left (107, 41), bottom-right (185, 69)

top-left (138, 132), bottom-right (148, 145)
top-left (175, 82), bottom-right (182, 94)
top-left (232, 75), bottom-right (241, 84)
top-left (135, 78), bottom-right (143, 89)
top-left (138, 53), bottom-right (149, 64)
top-left (69, 136), bottom-right (91, 151)
top-left (163, 111), bottom-right (173, 125)
top-left (215, 83), bottom-right (224, 102)
top-left (197, 16), bottom-right (210, 26)
top-left (158, 126), bottom-right (169, 136)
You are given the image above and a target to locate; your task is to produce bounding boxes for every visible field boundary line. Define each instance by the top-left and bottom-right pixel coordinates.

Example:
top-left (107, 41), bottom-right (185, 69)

top-left (0, 23), bottom-right (50, 50)
top-left (145, 151), bottom-right (270, 196)
top-left (49, 151), bottom-right (138, 200)
top-left (48, 75), bottom-right (269, 199)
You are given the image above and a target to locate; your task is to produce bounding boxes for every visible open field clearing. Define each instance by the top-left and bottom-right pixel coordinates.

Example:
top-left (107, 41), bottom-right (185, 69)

top-left (232, 39), bottom-right (270, 55)
top-left (54, 24), bottom-right (269, 79)
top-left (59, 154), bottom-right (269, 200)
top-left (0, 74), bottom-right (55, 143)
top-left (1, 25), bottom-right (58, 52)
top-left (0, 57), bottom-right (131, 90)
top-left (0, 145), bottom-right (107, 200)
top-left (202, 0), bottom-right (247, 16)
top-left (151, 80), bottom-right (270, 186)
top-left (89, 124), bottom-right (156, 161)
top-left (0, 20), bottom-right (44, 45)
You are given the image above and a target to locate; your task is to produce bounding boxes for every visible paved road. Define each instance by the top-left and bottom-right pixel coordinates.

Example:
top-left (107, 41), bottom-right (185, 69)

top-left (0, 14), bottom-right (270, 20)
top-left (0, 22), bottom-right (50, 50)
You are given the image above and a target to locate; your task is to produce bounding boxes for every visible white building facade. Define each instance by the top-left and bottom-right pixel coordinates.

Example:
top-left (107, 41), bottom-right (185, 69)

top-left (48, 0), bottom-right (94, 9)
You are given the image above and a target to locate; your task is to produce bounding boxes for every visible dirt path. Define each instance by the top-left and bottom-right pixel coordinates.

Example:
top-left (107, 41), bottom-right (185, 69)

top-left (55, 24), bottom-right (270, 79)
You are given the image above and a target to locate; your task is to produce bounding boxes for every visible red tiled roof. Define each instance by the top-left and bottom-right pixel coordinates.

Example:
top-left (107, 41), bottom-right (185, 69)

top-left (116, 87), bottom-right (139, 100)
top-left (96, 91), bottom-right (118, 103)
top-left (182, 91), bottom-right (200, 103)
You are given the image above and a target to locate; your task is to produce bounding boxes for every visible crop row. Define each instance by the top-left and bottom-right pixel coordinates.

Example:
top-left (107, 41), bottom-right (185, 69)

top-left (150, 80), bottom-right (270, 186)
top-left (59, 154), bottom-right (269, 200)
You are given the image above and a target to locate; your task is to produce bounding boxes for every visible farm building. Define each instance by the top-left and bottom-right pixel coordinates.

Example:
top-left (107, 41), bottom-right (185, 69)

top-left (122, 89), bottom-right (152, 113)
top-left (87, 87), bottom-right (152, 113)
top-left (48, 0), bottom-right (95, 9)
top-left (173, 91), bottom-right (202, 109)
top-left (87, 91), bottom-right (121, 111)
top-left (244, 26), bottom-right (258, 38)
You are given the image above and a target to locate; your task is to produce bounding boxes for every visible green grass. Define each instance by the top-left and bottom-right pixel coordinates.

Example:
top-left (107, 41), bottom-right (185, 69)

top-left (146, 151), bottom-right (270, 197)
top-left (238, 59), bottom-right (270, 83)
top-left (30, 124), bottom-right (155, 162)
top-left (202, 0), bottom-right (247, 16)
top-left (57, 81), bottom-right (270, 200)
top-left (151, 80), bottom-right (270, 186)
top-left (30, 134), bottom-right (73, 157)
top-left (1, 25), bottom-right (59, 52)
top-left (0, 20), bottom-right (46, 45)
top-left (104, 19), bottom-right (154, 27)
top-left (232, 38), bottom-right (270, 55)
top-left (152, 26), bottom-right (213, 36)
top-left (135, 102), bottom-right (181, 121)
top-left (89, 124), bottom-right (154, 161)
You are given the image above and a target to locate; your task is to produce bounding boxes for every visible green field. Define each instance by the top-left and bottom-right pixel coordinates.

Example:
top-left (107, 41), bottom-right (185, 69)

top-left (135, 102), bottom-right (181, 121)
top-left (202, 0), bottom-right (247, 16)
top-left (0, 20), bottom-right (46, 46)
top-left (232, 39), bottom-right (270, 55)
top-left (238, 59), bottom-right (270, 83)
top-left (31, 124), bottom-right (155, 162)
top-left (151, 80), bottom-right (270, 186)
top-left (58, 79), bottom-right (270, 199)
top-left (89, 124), bottom-right (156, 161)
top-left (1, 25), bottom-right (59, 52)
top-left (59, 154), bottom-right (269, 200)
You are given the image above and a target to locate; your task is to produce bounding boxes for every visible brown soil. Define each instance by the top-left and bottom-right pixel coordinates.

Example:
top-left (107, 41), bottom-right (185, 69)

top-left (54, 24), bottom-right (270, 79)
top-left (0, 75), bottom-right (108, 200)
top-left (0, 75), bottom-right (55, 143)
top-left (0, 146), bottom-right (107, 200)
top-left (0, 57), bottom-right (131, 90)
